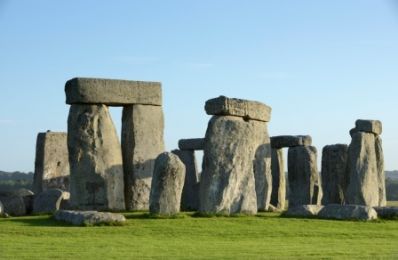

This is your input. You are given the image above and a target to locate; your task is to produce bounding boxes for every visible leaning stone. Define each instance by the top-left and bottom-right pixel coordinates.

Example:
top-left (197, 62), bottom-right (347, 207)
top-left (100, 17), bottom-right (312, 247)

top-left (178, 138), bottom-right (205, 151)
top-left (65, 77), bottom-right (162, 106)
top-left (33, 189), bottom-right (66, 214)
top-left (321, 144), bottom-right (348, 205)
top-left (200, 115), bottom-right (271, 215)
top-left (373, 207), bottom-right (398, 219)
top-left (270, 148), bottom-right (286, 210)
top-left (355, 119), bottom-right (382, 135)
top-left (149, 152), bottom-right (186, 215)
top-left (0, 195), bottom-right (26, 216)
top-left (54, 210), bottom-right (126, 226)
top-left (288, 146), bottom-right (322, 207)
top-left (346, 132), bottom-right (379, 207)
top-left (68, 104), bottom-right (125, 210)
top-left (318, 204), bottom-right (378, 221)
top-left (283, 205), bottom-right (324, 218)
top-left (172, 149), bottom-right (200, 211)
top-left (270, 135), bottom-right (312, 149)
top-left (375, 136), bottom-right (386, 207)
top-left (33, 132), bottom-right (70, 194)
top-left (122, 104), bottom-right (165, 210)
top-left (205, 96), bottom-right (271, 122)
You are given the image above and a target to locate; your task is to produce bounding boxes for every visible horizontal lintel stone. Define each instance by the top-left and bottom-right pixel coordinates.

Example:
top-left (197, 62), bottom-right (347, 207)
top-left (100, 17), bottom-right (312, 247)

top-left (178, 138), bottom-right (205, 150)
top-left (270, 135), bottom-right (312, 149)
top-left (355, 119), bottom-right (382, 135)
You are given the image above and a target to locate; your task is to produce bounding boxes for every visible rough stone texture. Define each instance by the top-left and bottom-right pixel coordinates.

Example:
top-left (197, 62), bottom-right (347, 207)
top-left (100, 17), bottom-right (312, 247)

top-left (122, 104), bottom-right (165, 210)
top-left (346, 132), bottom-right (379, 207)
top-left (0, 194), bottom-right (26, 216)
top-left (270, 148), bottom-right (286, 210)
top-left (205, 96), bottom-right (271, 122)
top-left (318, 204), bottom-right (378, 221)
top-left (321, 144), bottom-right (348, 205)
top-left (149, 152), bottom-right (186, 215)
top-left (355, 119), bottom-right (382, 135)
top-left (33, 189), bottom-right (65, 214)
top-left (270, 135), bottom-right (312, 149)
top-left (373, 207), bottom-right (398, 219)
top-left (65, 77), bottom-right (162, 106)
top-left (375, 136), bottom-right (386, 207)
top-left (172, 149), bottom-right (200, 211)
top-left (54, 210), bottom-right (126, 226)
top-left (200, 115), bottom-right (271, 215)
top-left (33, 132), bottom-right (70, 194)
top-left (284, 205), bottom-right (324, 218)
top-left (178, 138), bottom-right (205, 151)
top-left (0, 200), bottom-right (3, 216)
top-left (68, 104), bottom-right (125, 211)
top-left (288, 146), bottom-right (322, 207)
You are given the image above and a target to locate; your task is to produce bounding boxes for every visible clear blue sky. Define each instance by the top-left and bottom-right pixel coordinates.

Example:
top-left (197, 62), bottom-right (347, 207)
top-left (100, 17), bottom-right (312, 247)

top-left (0, 0), bottom-right (398, 172)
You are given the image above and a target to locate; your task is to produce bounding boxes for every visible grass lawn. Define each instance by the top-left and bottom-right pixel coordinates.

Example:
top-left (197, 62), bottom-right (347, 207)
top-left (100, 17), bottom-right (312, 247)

top-left (0, 212), bottom-right (397, 259)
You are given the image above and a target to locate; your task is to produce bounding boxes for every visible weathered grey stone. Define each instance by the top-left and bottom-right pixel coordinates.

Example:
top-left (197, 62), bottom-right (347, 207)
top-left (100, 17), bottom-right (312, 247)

top-left (2, 189), bottom-right (34, 214)
top-left (33, 188), bottom-right (65, 214)
top-left (54, 210), bottom-right (126, 226)
top-left (346, 132), bottom-right (379, 207)
top-left (318, 204), bottom-right (378, 221)
top-left (373, 207), bottom-right (398, 219)
top-left (375, 136), bottom-right (386, 207)
top-left (33, 132), bottom-right (70, 194)
top-left (288, 146), bottom-right (322, 207)
top-left (68, 104), bottom-right (125, 211)
top-left (65, 77), bottom-right (162, 106)
top-left (205, 96), bottom-right (271, 122)
top-left (122, 104), bottom-right (165, 210)
top-left (321, 144), bottom-right (348, 205)
top-left (270, 148), bottom-right (286, 210)
top-left (0, 194), bottom-right (26, 216)
top-left (172, 149), bottom-right (200, 211)
top-left (270, 135), bottom-right (312, 149)
top-left (0, 200), bottom-right (3, 216)
top-left (284, 205), bottom-right (324, 218)
top-left (355, 119), bottom-right (382, 135)
top-left (178, 138), bottom-right (205, 151)
top-left (200, 115), bottom-right (271, 215)
top-left (149, 152), bottom-right (186, 215)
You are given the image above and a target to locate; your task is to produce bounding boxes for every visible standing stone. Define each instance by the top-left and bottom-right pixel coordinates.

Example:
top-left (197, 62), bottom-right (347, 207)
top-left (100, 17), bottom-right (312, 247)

top-left (346, 132), bottom-right (379, 207)
top-left (375, 136), bottom-right (386, 207)
top-left (68, 104), bottom-right (125, 211)
top-left (200, 115), bottom-right (270, 215)
top-left (33, 132), bottom-right (70, 194)
top-left (149, 152), bottom-right (186, 215)
top-left (122, 104), bottom-right (165, 210)
top-left (172, 149), bottom-right (200, 211)
top-left (270, 148), bottom-right (286, 210)
top-left (0, 200), bottom-right (3, 216)
top-left (321, 144), bottom-right (348, 205)
top-left (288, 146), bottom-right (322, 207)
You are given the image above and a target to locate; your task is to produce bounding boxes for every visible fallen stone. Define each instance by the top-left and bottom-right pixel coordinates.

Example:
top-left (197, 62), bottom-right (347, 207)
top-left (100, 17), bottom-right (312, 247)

top-left (373, 207), bottom-right (398, 219)
top-left (178, 138), bottom-right (205, 151)
top-left (200, 115), bottom-right (270, 215)
top-left (33, 132), bottom-right (70, 194)
top-left (33, 189), bottom-right (66, 214)
top-left (288, 146), bottom-right (322, 207)
top-left (122, 104), bottom-right (165, 210)
top-left (321, 144), bottom-right (348, 205)
top-left (270, 148), bottom-right (286, 210)
top-left (65, 77), bottom-right (162, 106)
top-left (0, 194), bottom-right (26, 216)
top-left (172, 149), bottom-right (200, 211)
top-left (270, 135), bottom-right (312, 149)
top-left (355, 119), bottom-right (382, 135)
top-left (68, 104), bottom-right (125, 211)
top-left (318, 204), bottom-right (378, 221)
top-left (284, 205), bottom-right (324, 218)
top-left (346, 132), bottom-right (379, 207)
top-left (149, 152), bottom-right (186, 215)
top-left (205, 96), bottom-right (271, 122)
top-left (54, 210), bottom-right (126, 226)
top-left (375, 136), bottom-right (386, 207)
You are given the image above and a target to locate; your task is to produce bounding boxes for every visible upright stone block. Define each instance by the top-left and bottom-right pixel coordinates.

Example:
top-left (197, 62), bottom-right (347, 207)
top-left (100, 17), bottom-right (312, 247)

top-left (68, 104), bottom-right (125, 211)
top-left (375, 136), bottom-right (386, 207)
top-left (122, 104), bottom-right (165, 210)
top-left (321, 144), bottom-right (348, 205)
top-left (172, 149), bottom-right (200, 211)
top-left (65, 78), bottom-right (162, 106)
top-left (288, 146), bottom-right (322, 207)
top-left (270, 135), bottom-right (312, 149)
top-left (33, 132), bottom-right (70, 194)
top-left (270, 148), bottom-right (286, 210)
top-left (178, 138), bottom-right (205, 150)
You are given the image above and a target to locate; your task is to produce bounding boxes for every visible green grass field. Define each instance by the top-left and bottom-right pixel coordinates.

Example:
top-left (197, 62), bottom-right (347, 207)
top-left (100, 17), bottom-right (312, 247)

top-left (1, 211), bottom-right (398, 259)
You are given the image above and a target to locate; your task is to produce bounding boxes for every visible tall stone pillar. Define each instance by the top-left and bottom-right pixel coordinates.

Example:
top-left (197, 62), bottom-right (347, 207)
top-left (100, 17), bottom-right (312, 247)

top-left (270, 148), bottom-right (285, 210)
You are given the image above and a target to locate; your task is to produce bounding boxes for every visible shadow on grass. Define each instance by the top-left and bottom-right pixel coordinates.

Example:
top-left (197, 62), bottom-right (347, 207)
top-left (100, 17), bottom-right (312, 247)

top-left (2, 215), bottom-right (73, 227)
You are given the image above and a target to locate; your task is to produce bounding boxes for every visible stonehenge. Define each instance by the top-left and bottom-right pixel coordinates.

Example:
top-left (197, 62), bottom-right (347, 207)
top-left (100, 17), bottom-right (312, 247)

top-left (270, 148), bottom-right (285, 210)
